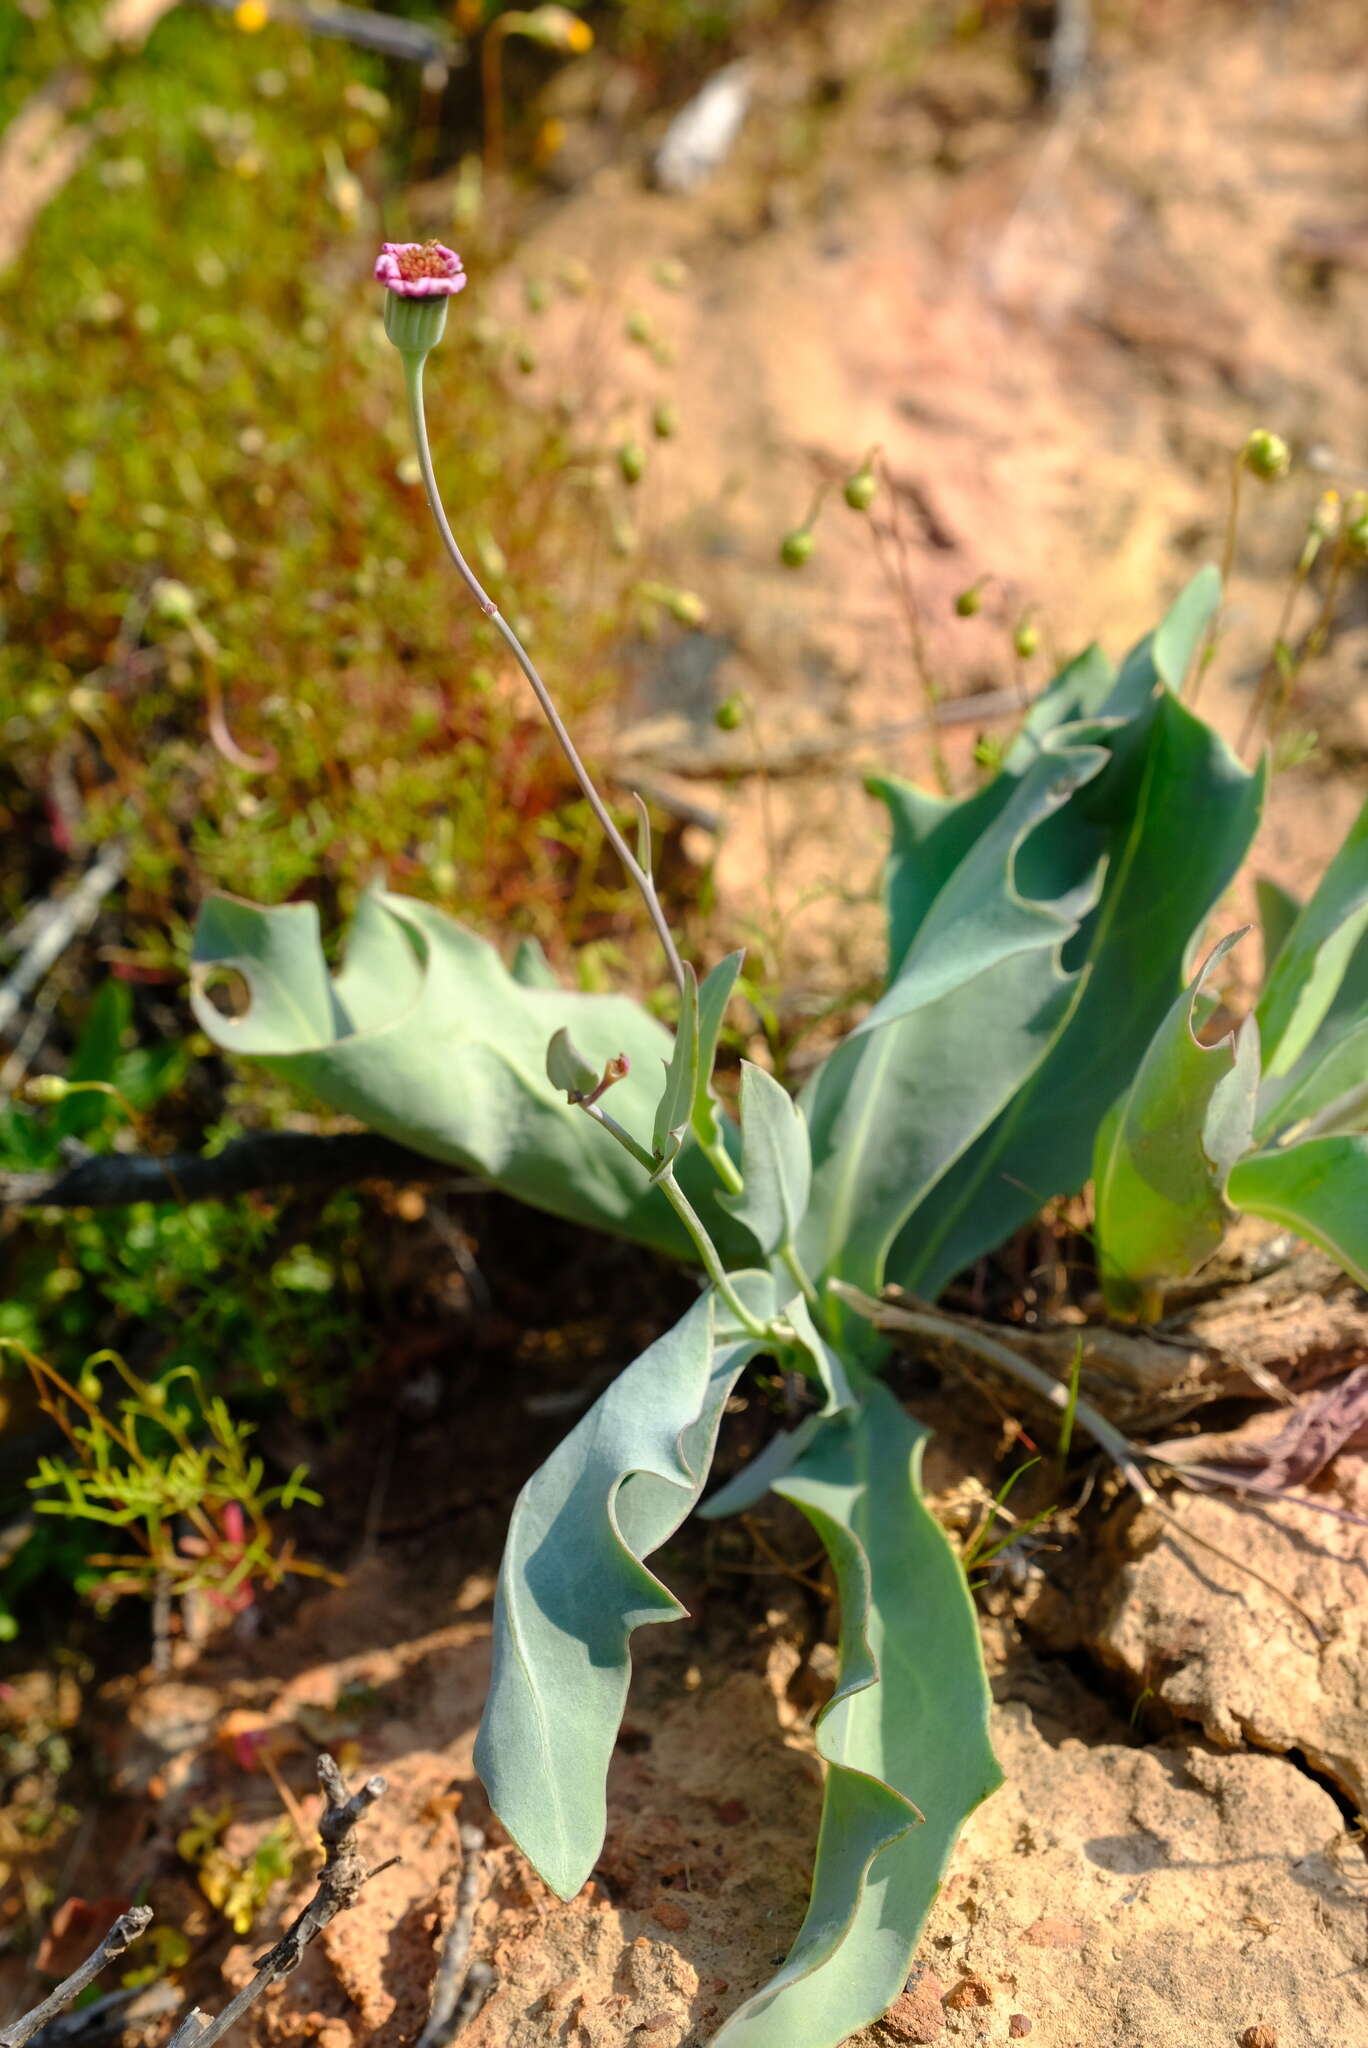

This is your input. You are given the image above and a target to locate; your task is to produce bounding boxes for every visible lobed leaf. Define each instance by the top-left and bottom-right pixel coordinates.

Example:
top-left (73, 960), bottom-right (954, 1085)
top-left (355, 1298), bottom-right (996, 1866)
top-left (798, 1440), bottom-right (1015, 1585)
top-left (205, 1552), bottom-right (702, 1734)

top-left (801, 721), bottom-right (1114, 1310)
top-left (1227, 1135), bottom-right (1368, 1290)
top-left (1093, 930), bottom-right (1259, 1319)
top-left (711, 1384), bottom-right (1000, 2047)
top-left (190, 887), bottom-right (730, 1259)
top-left (883, 674), bottom-right (1265, 1301)
top-left (473, 1281), bottom-right (773, 1899)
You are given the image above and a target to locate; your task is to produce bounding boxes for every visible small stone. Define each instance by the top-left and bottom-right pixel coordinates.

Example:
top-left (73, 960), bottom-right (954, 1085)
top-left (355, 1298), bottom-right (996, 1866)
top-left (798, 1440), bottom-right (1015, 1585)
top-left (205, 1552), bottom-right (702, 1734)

top-left (944, 1973), bottom-right (993, 2010)
top-left (652, 1899), bottom-right (690, 1933)
top-left (1023, 1915), bottom-right (1087, 1948)
top-left (878, 1967), bottom-right (945, 2042)
top-left (1009, 2019), bottom-right (1033, 2040)
top-left (1240, 2028), bottom-right (1278, 2048)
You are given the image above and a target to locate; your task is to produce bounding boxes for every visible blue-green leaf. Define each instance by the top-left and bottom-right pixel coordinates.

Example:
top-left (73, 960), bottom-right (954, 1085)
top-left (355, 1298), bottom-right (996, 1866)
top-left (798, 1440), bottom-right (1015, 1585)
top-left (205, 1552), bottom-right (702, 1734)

top-left (711, 1384), bottom-right (1000, 2048)
top-left (510, 936), bottom-right (560, 989)
top-left (545, 1025), bottom-right (598, 1098)
top-left (1151, 563), bottom-right (1221, 692)
top-left (802, 725), bottom-right (1114, 1305)
top-left (699, 1415), bottom-right (825, 1521)
top-left (1256, 887), bottom-right (1368, 1142)
top-left (474, 1281), bottom-right (773, 1900)
top-left (855, 731), bottom-right (1111, 1037)
top-left (1257, 794), bottom-right (1368, 1078)
top-left (1108, 566), bottom-right (1220, 711)
top-left (782, 1294), bottom-right (857, 1416)
top-left (651, 962), bottom-right (699, 1174)
top-left (1255, 877), bottom-right (1301, 981)
top-left (1227, 1135), bottom-right (1368, 1289)
top-left (693, 949), bottom-right (746, 1150)
top-left (191, 887), bottom-right (717, 1258)
top-left (720, 1061), bottom-right (812, 1258)
top-left (1093, 930), bottom-right (1259, 1319)
top-left (884, 686), bottom-right (1265, 1300)
top-left (870, 644), bottom-right (1117, 981)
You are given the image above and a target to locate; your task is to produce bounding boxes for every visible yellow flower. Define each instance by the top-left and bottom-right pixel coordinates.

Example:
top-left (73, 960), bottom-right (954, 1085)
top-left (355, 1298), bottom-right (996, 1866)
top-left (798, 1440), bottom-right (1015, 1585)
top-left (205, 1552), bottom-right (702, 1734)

top-left (233, 0), bottom-right (270, 33)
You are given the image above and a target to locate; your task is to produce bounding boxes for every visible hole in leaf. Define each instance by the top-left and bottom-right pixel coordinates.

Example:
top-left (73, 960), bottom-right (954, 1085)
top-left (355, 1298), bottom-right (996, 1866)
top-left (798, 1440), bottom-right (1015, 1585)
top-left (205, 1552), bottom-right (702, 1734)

top-left (199, 967), bottom-right (252, 1020)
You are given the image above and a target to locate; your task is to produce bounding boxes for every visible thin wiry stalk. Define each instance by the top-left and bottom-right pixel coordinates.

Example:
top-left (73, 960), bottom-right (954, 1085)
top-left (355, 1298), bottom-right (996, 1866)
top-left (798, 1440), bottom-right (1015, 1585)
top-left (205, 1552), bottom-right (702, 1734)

top-left (402, 354), bottom-right (685, 997)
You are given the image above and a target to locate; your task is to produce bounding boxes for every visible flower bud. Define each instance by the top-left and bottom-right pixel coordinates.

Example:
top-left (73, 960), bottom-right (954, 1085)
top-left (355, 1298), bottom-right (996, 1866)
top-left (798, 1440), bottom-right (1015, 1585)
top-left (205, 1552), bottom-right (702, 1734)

top-left (517, 6), bottom-right (594, 53)
top-left (667, 589), bottom-right (707, 628)
top-left (954, 582), bottom-right (984, 617)
top-left (618, 442), bottom-right (646, 486)
top-left (150, 578), bottom-right (198, 626)
top-left (780, 527), bottom-right (814, 568)
top-left (652, 401), bottom-right (678, 440)
top-left (24, 1075), bottom-right (71, 1104)
top-left (843, 464), bottom-right (877, 512)
top-left (1013, 619), bottom-right (1039, 659)
top-left (715, 694), bottom-right (745, 731)
top-left (1243, 429), bottom-right (1290, 482)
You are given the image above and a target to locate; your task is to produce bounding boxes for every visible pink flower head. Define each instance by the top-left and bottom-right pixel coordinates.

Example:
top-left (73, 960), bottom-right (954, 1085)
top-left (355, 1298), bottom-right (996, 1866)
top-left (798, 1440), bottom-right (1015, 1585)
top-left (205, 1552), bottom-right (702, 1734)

top-left (375, 242), bottom-right (467, 299)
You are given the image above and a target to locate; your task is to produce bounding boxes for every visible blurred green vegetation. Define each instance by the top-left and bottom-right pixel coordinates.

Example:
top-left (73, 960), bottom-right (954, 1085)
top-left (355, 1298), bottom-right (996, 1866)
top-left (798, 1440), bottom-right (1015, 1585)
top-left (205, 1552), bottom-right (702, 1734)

top-left (0, 1), bottom-right (718, 1634)
top-left (0, 5), bottom-right (655, 973)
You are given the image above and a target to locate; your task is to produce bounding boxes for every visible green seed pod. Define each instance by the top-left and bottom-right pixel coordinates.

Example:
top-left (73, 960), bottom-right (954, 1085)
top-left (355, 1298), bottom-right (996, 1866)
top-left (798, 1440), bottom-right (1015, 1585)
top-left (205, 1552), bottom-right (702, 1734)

top-left (715, 694), bottom-right (746, 731)
top-left (954, 582), bottom-right (984, 617)
top-left (524, 277), bottom-right (550, 315)
top-left (625, 310), bottom-right (654, 346)
top-left (618, 442), bottom-right (646, 486)
top-left (514, 341), bottom-right (538, 374)
top-left (1013, 619), bottom-right (1040, 659)
top-left (668, 589), bottom-right (707, 628)
top-left (652, 401), bottom-right (678, 440)
top-left (1243, 429), bottom-right (1291, 481)
top-left (843, 465), bottom-right (877, 512)
top-left (780, 527), bottom-right (815, 568)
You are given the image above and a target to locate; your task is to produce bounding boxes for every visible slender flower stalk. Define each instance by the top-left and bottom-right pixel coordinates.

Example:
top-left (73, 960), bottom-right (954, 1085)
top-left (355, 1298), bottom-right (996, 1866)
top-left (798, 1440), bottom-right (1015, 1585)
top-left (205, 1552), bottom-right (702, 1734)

top-left (380, 254), bottom-right (685, 995)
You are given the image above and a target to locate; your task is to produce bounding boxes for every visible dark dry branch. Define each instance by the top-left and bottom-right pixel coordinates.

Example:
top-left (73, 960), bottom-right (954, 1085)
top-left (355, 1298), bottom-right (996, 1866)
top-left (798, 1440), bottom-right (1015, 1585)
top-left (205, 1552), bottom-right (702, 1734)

top-left (0, 1131), bottom-right (474, 1213)
top-left (0, 1907), bottom-right (153, 2048)
top-left (166, 1757), bottom-right (393, 2048)
top-left (417, 1825), bottom-right (487, 2048)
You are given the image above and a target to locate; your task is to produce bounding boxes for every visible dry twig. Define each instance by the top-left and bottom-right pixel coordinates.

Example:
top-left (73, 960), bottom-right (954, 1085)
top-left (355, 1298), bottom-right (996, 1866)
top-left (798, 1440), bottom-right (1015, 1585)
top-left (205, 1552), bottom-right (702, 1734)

top-left (417, 1825), bottom-right (488, 2048)
top-left (166, 1757), bottom-right (395, 2048)
top-left (0, 848), bottom-right (127, 1042)
top-left (0, 1130), bottom-right (476, 1213)
top-left (0, 1907), bottom-right (153, 2048)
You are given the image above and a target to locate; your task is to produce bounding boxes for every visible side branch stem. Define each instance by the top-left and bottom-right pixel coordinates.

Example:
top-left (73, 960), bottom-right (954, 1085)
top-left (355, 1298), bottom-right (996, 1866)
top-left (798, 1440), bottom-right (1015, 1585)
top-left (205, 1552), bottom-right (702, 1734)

top-left (659, 1170), bottom-right (769, 1339)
